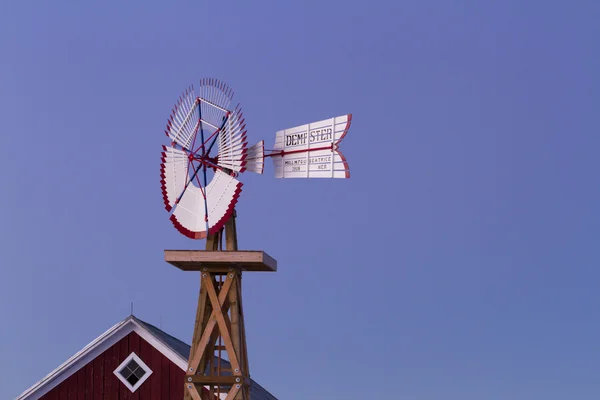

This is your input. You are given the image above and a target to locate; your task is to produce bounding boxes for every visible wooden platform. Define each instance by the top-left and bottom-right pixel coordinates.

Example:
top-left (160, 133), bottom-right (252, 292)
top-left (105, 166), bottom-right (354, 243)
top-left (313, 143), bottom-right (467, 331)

top-left (164, 250), bottom-right (277, 272)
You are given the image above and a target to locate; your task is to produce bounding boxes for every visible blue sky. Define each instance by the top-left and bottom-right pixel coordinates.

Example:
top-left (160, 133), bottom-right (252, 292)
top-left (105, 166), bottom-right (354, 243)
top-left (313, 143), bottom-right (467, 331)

top-left (1, 1), bottom-right (599, 399)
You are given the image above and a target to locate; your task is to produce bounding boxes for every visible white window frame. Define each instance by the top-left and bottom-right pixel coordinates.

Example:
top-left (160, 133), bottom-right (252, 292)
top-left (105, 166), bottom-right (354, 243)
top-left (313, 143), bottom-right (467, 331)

top-left (113, 352), bottom-right (153, 392)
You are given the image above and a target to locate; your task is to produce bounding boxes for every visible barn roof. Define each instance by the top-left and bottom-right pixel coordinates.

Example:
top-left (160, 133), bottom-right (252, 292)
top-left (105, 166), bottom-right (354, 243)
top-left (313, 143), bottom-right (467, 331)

top-left (16, 314), bottom-right (277, 400)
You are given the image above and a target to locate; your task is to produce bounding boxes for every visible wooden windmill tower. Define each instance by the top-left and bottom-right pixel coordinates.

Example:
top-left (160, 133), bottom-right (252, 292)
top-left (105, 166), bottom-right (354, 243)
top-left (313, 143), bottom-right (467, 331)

top-left (159, 79), bottom-right (352, 399)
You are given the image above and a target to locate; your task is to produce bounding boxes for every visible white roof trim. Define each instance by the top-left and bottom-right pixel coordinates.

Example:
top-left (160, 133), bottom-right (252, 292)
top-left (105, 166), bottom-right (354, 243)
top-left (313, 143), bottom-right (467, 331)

top-left (15, 315), bottom-right (188, 400)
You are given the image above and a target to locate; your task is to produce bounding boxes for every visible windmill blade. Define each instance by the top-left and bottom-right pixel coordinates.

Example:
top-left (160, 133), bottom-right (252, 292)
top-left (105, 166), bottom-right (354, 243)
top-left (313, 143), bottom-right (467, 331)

top-left (219, 140), bottom-right (264, 174)
top-left (165, 86), bottom-right (199, 150)
top-left (160, 146), bottom-right (189, 211)
top-left (217, 105), bottom-right (248, 172)
top-left (271, 114), bottom-right (352, 178)
top-left (199, 78), bottom-right (234, 134)
top-left (169, 170), bottom-right (242, 239)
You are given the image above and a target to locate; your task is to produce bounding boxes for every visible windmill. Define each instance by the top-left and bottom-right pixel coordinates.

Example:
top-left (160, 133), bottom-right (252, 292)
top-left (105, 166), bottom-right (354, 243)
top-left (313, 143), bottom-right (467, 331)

top-left (161, 78), bottom-right (351, 400)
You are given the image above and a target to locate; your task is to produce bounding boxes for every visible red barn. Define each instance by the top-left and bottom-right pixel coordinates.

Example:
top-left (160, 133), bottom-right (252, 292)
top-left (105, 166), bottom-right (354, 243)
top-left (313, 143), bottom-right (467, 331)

top-left (15, 315), bottom-right (277, 400)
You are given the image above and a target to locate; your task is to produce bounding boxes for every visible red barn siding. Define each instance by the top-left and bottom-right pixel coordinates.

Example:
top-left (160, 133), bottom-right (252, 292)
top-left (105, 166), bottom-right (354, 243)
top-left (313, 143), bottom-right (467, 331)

top-left (39, 332), bottom-right (185, 400)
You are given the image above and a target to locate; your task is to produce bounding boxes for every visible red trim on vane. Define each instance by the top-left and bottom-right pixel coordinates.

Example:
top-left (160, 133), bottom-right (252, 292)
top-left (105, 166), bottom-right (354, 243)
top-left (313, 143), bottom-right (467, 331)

top-left (335, 148), bottom-right (350, 178)
top-left (160, 151), bottom-right (170, 210)
top-left (169, 214), bottom-right (208, 240)
top-left (335, 113), bottom-right (352, 144)
top-left (167, 179), bottom-right (243, 240)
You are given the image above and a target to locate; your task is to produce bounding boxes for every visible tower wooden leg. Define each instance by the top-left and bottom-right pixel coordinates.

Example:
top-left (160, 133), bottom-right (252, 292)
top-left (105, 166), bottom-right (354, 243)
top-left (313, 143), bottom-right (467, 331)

top-left (184, 214), bottom-right (251, 399)
top-left (184, 216), bottom-right (264, 400)
top-left (185, 269), bottom-right (250, 399)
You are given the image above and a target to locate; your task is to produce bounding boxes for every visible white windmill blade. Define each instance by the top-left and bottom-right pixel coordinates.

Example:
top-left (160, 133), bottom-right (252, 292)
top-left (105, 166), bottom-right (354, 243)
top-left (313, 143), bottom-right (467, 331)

top-left (169, 170), bottom-right (242, 239)
top-left (217, 105), bottom-right (248, 172)
top-left (271, 114), bottom-right (352, 178)
top-left (160, 146), bottom-right (189, 212)
top-left (198, 78), bottom-right (234, 134)
top-left (165, 86), bottom-right (199, 150)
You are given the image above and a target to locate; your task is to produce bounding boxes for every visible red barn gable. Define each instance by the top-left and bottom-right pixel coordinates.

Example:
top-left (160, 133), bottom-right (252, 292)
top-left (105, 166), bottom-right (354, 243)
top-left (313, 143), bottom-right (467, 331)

top-left (16, 315), bottom-right (277, 400)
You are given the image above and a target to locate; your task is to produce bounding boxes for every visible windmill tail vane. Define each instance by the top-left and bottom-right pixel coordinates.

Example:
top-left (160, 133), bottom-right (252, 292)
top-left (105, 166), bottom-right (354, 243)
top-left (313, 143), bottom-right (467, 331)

top-left (160, 78), bottom-right (352, 239)
top-left (265, 113), bottom-right (352, 179)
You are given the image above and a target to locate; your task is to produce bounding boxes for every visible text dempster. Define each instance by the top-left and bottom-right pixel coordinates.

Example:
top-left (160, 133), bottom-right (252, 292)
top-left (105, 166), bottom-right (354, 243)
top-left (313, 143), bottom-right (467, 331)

top-left (285, 128), bottom-right (333, 147)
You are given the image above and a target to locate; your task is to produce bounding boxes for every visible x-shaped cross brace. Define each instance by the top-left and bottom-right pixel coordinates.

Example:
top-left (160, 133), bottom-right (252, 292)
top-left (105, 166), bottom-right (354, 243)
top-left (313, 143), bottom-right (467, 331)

top-left (185, 271), bottom-right (245, 400)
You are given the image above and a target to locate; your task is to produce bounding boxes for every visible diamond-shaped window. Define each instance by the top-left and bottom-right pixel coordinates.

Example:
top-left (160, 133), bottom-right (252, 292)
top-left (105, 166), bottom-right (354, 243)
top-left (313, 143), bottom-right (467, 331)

top-left (114, 352), bottom-right (152, 392)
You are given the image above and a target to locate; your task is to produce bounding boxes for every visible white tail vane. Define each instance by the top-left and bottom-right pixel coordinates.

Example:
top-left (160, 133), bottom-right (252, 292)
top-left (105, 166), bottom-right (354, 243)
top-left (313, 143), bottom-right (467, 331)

top-left (270, 114), bottom-right (352, 178)
top-left (161, 79), bottom-right (352, 239)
